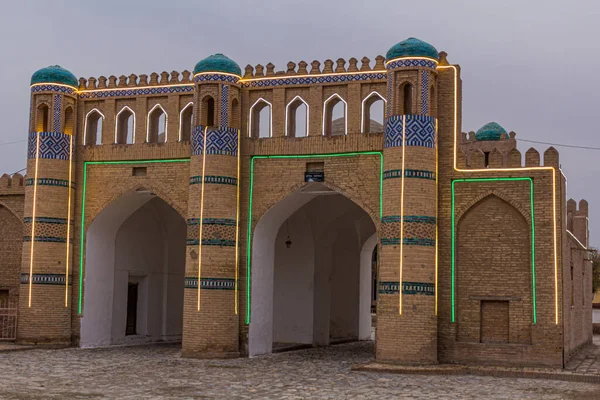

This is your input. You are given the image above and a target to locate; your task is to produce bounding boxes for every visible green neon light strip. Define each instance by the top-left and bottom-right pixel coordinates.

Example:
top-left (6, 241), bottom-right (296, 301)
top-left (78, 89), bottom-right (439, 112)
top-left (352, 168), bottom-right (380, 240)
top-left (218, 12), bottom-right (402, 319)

top-left (451, 177), bottom-right (536, 324)
top-left (78, 158), bottom-right (190, 315)
top-left (246, 151), bottom-right (384, 325)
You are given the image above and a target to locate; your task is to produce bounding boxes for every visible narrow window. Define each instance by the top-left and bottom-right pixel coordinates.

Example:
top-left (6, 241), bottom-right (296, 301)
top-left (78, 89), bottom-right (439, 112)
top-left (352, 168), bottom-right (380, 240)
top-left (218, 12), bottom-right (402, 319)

top-left (126, 283), bottom-right (138, 336)
top-left (323, 94), bottom-right (347, 136)
top-left (64, 106), bottom-right (74, 136)
top-left (36, 104), bottom-right (49, 132)
top-left (179, 103), bottom-right (193, 142)
top-left (85, 109), bottom-right (104, 145)
top-left (147, 104), bottom-right (167, 143)
top-left (429, 84), bottom-right (437, 117)
top-left (116, 107), bottom-right (135, 144)
top-left (403, 84), bottom-right (413, 115)
top-left (362, 92), bottom-right (386, 134)
top-left (286, 96), bottom-right (309, 137)
top-left (201, 96), bottom-right (215, 127)
top-left (249, 99), bottom-right (272, 138)
top-left (484, 152), bottom-right (490, 168)
top-left (230, 98), bottom-right (240, 130)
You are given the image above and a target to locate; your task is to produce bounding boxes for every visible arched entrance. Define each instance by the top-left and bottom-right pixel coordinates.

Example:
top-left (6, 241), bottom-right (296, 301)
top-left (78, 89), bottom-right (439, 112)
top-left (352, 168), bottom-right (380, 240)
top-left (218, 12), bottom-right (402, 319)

top-left (80, 190), bottom-right (186, 347)
top-left (249, 183), bottom-right (377, 356)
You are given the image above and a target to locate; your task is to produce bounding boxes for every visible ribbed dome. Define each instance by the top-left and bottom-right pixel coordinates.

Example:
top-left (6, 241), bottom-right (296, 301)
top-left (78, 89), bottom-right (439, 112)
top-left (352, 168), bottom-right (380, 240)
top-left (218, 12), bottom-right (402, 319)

top-left (31, 65), bottom-right (78, 87)
top-left (386, 38), bottom-right (439, 61)
top-left (194, 54), bottom-right (241, 76)
top-left (475, 122), bottom-right (508, 141)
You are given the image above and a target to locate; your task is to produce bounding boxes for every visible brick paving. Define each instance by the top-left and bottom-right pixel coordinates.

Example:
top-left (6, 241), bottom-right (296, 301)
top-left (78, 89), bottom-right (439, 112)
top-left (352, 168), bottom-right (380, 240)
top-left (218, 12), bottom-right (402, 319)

top-left (1, 341), bottom-right (600, 399)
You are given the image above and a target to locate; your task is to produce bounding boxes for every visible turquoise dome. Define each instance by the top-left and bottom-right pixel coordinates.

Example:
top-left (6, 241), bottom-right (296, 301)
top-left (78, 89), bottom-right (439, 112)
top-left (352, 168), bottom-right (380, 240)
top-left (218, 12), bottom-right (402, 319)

top-left (31, 65), bottom-right (78, 87)
top-left (386, 38), bottom-right (439, 61)
top-left (475, 122), bottom-right (508, 141)
top-left (194, 54), bottom-right (241, 76)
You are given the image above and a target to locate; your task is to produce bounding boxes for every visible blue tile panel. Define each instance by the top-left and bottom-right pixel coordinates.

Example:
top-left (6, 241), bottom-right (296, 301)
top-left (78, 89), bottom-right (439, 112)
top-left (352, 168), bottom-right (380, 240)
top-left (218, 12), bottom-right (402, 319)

top-left (420, 70), bottom-right (429, 115)
top-left (381, 215), bottom-right (436, 247)
top-left (186, 218), bottom-right (237, 247)
top-left (27, 132), bottom-right (72, 160)
top-left (385, 58), bottom-right (437, 70)
top-left (383, 169), bottom-right (436, 180)
top-left (221, 84), bottom-right (229, 127)
top-left (78, 85), bottom-right (194, 99)
top-left (53, 94), bottom-right (62, 133)
top-left (403, 238), bottom-right (435, 246)
top-left (23, 217), bottom-right (71, 224)
top-left (192, 126), bottom-right (238, 157)
top-left (31, 84), bottom-right (77, 95)
top-left (381, 215), bottom-right (436, 224)
top-left (243, 72), bottom-right (386, 88)
top-left (189, 175), bottom-right (237, 186)
top-left (378, 281), bottom-right (435, 296)
top-left (184, 277), bottom-right (235, 290)
top-left (23, 236), bottom-right (66, 243)
top-left (194, 74), bottom-right (240, 84)
top-left (25, 178), bottom-right (75, 188)
top-left (187, 218), bottom-right (236, 226)
top-left (384, 115), bottom-right (436, 148)
top-left (20, 273), bottom-right (68, 285)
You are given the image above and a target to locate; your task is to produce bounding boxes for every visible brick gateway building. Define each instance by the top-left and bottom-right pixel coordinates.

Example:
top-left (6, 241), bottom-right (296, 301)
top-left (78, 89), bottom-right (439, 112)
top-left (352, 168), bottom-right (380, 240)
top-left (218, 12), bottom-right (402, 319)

top-left (0, 38), bottom-right (592, 367)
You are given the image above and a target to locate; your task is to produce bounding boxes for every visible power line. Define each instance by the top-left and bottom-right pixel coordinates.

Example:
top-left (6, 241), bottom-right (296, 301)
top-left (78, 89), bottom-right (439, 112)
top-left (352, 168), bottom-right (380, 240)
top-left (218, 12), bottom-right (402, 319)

top-left (10, 167), bottom-right (26, 176)
top-left (0, 139), bottom-right (27, 147)
top-left (519, 138), bottom-right (600, 151)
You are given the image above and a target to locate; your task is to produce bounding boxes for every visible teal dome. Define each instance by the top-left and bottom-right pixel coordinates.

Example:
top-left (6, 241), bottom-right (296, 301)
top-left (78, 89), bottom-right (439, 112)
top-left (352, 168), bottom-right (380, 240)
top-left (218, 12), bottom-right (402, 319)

top-left (386, 38), bottom-right (439, 61)
top-left (475, 122), bottom-right (508, 141)
top-left (194, 54), bottom-right (241, 76)
top-left (31, 65), bottom-right (78, 87)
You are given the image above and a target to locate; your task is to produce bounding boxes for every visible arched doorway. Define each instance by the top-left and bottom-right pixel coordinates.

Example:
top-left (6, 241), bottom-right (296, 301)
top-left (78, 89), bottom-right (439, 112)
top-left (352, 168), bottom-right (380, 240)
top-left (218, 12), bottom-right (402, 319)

top-left (249, 183), bottom-right (377, 356)
top-left (80, 190), bottom-right (186, 347)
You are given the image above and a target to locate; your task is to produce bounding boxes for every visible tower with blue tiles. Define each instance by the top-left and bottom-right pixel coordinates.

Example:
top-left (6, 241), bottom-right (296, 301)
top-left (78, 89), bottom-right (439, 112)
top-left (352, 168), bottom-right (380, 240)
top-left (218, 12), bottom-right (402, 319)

top-left (379, 39), bottom-right (439, 363)
top-left (182, 54), bottom-right (242, 357)
top-left (18, 66), bottom-right (78, 344)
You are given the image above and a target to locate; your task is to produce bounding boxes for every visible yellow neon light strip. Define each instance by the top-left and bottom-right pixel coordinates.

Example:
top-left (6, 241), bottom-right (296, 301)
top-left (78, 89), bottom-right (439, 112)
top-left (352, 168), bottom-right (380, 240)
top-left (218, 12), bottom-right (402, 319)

top-left (28, 132), bottom-right (41, 307)
top-left (79, 82), bottom-right (194, 93)
top-left (437, 64), bottom-right (559, 325)
top-left (194, 72), bottom-right (242, 80)
top-left (241, 68), bottom-right (387, 83)
top-left (385, 56), bottom-right (439, 67)
top-left (398, 115), bottom-right (406, 315)
top-left (234, 130), bottom-right (241, 314)
top-left (435, 119), bottom-right (439, 316)
top-left (197, 127), bottom-right (208, 311)
top-left (65, 135), bottom-right (73, 307)
top-left (30, 83), bottom-right (77, 91)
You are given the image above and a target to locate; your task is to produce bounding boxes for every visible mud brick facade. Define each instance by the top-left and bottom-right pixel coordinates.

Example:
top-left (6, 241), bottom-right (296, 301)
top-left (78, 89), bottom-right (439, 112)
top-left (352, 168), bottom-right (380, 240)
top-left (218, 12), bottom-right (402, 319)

top-left (0, 38), bottom-right (591, 367)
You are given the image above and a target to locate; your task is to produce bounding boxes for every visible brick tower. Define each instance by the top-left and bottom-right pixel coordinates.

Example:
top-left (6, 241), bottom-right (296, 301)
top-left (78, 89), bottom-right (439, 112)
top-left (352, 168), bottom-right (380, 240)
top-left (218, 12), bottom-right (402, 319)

top-left (182, 54), bottom-right (241, 357)
top-left (378, 39), bottom-right (439, 363)
top-left (18, 66), bottom-right (78, 344)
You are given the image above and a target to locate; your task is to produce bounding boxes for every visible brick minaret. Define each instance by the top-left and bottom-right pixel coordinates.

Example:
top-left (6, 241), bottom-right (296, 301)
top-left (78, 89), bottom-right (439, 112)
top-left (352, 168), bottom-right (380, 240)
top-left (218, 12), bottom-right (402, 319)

top-left (18, 66), bottom-right (78, 344)
top-left (378, 39), bottom-right (438, 363)
top-left (182, 55), bottom-right (241, 357)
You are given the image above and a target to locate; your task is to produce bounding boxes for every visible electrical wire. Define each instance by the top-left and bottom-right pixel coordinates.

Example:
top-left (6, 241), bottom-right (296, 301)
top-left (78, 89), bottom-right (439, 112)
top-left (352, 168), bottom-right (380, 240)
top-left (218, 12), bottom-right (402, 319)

top-left (518, 138), bottom-right (600, 151)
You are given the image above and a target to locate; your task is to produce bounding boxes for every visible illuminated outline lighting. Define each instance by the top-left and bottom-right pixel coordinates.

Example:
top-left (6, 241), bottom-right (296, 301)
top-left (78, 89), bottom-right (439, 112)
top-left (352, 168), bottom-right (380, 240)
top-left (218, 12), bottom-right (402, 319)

top-left (360, 91), bottom-right (387, 133)
top-left (28, 132), bottom-right (41, 307)
top-left (115, 106), bottom-right (136, 144)
top-left (179, 102), bottom-right (194, 142)
top-left (437, 64), bottom-right (558, 325)
top-left (285, 96), bottom-right (310, 137)
top-left (322, 94), bottom-right (347, 136)
top-left (65, 135), bottom-right (73, 307)
top-left (197, 127), bottom-right (208, 311)
top-left (385, 56), bottom-right (439, 68)
top-left (78, 158), bottom-right (190, 315)
top-left (83, 108), bottom-right (105, 146)
top-left (80, 82), bottom-right (195, 93)
top-left (146, 104), bottom-right (168, 143)
top-left (193, 71), bottom-right (241, 80)
top-left (398, 116), bottom-right (406, 315)
top-left (245, 151), bottom-right (384, 325)
top-left (435, 119), bottom-right (439, 316)
top-left (241, 69), bottom-right (386, 83)
top-left (235, 131), bottom-right (241, 314)
top-left (248, 98), bottom-right (273, 138)
top-left (451, 177), bottom-right (536, 324)
top-left (30, 82), bottom-right (78, 91)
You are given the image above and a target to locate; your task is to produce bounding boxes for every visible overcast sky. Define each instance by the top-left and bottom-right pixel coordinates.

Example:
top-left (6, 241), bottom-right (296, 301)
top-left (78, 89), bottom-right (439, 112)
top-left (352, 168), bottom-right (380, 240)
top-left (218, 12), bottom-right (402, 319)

top-left (1, 0), bottom-right (598, 245)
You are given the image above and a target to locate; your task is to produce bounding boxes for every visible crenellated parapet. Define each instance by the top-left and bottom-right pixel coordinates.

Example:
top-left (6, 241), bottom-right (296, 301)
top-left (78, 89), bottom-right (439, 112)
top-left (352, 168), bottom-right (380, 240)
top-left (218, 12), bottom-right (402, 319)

top-left (567, 198), bottom-right (589, 247)
top-left (458, 145), bottom-right (560, 169)
top-left (78, 70), bottom-right (193, 91)
top-left (0, 173), bottom-right (25, 196)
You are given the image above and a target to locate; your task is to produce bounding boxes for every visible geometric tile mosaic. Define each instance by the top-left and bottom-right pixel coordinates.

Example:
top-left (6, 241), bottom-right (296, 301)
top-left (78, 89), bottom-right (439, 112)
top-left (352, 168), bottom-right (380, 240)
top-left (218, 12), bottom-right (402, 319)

top-left (31, 84), bottom-right (77, 95)
top-left (221, 84), bottom-right (229, 128)
top-left (378, 281), bottom-right (400, 294)
top-left (383, 169), bottom-right (436, 180)
top-left (192, 126), bottom-right (238, 157)
top-left (378, 281), bottom-right (435, 296)
top-left (194, 74), bottom-right (240, 84)
top-left (20, 273), bottom-right (68, 285)
top-left (27, 132), bottom-right (72, 160)
top-left (386, 58), bottom-right (437, 70)
top-left (25, 178), bottom-right (75, 188)
top-left (78, 85), bottom-right (194, 99)
top-left (186, 218), bottom-right (237, 247)
top-left (420, 70), bottom-right (429, 115)
top-left (242, 72), bottom-right (386, 88)
top-left (384, 115), bottom-right (436, 148)
top-left (184, 277), bottom-right (235, 290)
top-left (53, 94), bottom-right (62, 133)
top-left (189, 175), bottom-right (237, 186)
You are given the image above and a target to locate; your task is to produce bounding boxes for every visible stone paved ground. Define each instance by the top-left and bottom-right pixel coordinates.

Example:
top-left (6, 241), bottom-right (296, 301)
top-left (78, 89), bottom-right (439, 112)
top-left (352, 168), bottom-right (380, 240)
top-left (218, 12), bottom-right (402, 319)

top-left (1, 342), bottom-right (600, 399)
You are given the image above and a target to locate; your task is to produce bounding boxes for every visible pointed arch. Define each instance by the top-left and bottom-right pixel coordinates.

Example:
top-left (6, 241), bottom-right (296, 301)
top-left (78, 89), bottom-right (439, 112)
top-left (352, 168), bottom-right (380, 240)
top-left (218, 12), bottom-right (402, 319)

top-left (200, 95), bottom-right (215, 127)
top-left (285, 95), bottom-right (309, 137)
top-left (147, 104), bottom-right (168, 143)
top-left (115, 106), bottom-right (135, 144)
top-left (179, 102), bottom-right (193, 142)
top-left (84, 108), bottom-right (105, 145)
top-left (323, 94), bottom-right (347, 136)
top-left (35, 103), bottom-right (49, 132)
top-left (249, 98), bottom-right (272, 138)
top-left (361, 91), bottom-right (386, 134)
top-left (398, 82), bottom-right (414, 115)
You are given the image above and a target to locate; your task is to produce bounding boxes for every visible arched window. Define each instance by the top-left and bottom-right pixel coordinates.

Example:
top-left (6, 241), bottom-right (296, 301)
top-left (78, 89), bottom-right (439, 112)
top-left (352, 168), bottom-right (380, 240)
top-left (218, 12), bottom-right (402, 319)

top-left (35, 103), bottom-right (49, 132)
top-left (285, 96), bottom-right (309, 137)
top-left (84, 109), bottom-right (105, 145)
top-left (429, 84), bottom-right (436, 117)
top-left (401, 83), bottom-right (413, 115)
top-left (361, 92), bottom-right (386, 134)
top-left (179, 102), bottom-right (193, 142)
top-left (230, 98), bottom-right (240, 130)
top-left (115, 106), bottom-right (135, 144)
top-left (249, 98), bottom-right (272, 138)
top-left (323, 94), bottom-right (347, 136)
top-left (200, 96), bottom-right (215, 127)
top-left (147, 104), bottom-right (167, 143)
top-left (64, 106), bottom-right (74, 136)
